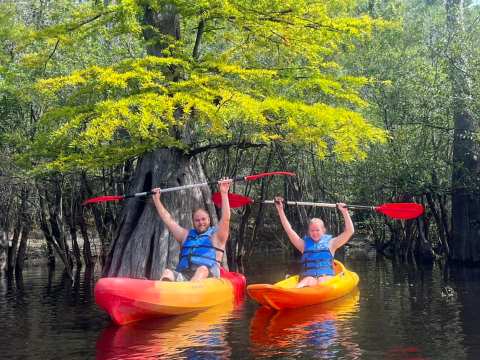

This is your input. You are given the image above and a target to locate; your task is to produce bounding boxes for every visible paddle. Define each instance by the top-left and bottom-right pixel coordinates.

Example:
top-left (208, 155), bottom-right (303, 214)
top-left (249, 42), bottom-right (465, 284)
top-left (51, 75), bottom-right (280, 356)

top-left (262, 200), bottom-right (424, 220)
top-left (82, 171), bottom-right (295, 205)
top-left (211, 192), bottom-right (424, 219)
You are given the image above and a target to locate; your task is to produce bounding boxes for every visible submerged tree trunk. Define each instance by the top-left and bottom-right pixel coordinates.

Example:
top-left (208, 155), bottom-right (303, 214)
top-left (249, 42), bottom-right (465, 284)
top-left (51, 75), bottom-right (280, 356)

top-left (15, 224), bottom-right (31, 272)
top-left (80, 173), bottom-right (115, 266)
top-left (103, 150), bottom-right (217, 279)
top-left (7, 224), bottom-right (20, 273)
top-left (78, 210), bottom-right (93, 267)
top-left (38, 187), bottom-right (73, 278)
top-left (446, 0), bottom-right (480, 263)
top-left (0, 230), bottom-right (7, 272)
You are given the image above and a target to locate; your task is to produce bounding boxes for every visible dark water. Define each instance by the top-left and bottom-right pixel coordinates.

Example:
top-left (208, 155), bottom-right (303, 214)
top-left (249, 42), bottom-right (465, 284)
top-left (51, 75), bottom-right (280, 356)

top-left (2, 251), bottom-right (480, 359)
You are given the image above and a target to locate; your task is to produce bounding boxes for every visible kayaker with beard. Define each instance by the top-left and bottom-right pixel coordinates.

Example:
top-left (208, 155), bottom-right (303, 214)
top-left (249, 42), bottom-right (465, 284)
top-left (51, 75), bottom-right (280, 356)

top-left (152, 178), bottom-right (232, 282)
top-left (274, 196), bottom-right (354, 288)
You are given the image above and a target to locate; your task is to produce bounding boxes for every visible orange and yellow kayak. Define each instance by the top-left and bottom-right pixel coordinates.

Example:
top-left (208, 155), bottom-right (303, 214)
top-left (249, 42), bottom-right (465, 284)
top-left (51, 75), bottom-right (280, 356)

top-left (247, 260), bottom-right (358, 310)
top-left (95, 269), bottom-right (245, 325)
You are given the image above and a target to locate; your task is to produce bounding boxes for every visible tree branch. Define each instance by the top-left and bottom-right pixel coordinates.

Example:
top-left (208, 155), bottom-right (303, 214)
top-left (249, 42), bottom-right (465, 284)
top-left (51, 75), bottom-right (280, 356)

top-left (193, 18), bottom-right (205, 60)
top-left (43, 39), bottom-right (60, 73)
top-left (66, 13), bottom-right (106, 33)
top-left (187, 142), bottom-right (266, 156)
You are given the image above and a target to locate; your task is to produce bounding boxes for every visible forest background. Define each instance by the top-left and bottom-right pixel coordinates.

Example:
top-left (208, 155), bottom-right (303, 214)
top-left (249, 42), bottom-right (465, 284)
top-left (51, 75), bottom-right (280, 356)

top-left (0, 0), bottom-right (479, 279)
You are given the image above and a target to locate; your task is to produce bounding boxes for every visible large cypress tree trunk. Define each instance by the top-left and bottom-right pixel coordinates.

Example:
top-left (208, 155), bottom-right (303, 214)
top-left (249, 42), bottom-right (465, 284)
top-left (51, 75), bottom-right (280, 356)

top-left (103, 150), bottom-right (217, 279)
top-left (446, 0), bottom-right (480, 263)
top-left (103, 4), bottom-right (223, 279)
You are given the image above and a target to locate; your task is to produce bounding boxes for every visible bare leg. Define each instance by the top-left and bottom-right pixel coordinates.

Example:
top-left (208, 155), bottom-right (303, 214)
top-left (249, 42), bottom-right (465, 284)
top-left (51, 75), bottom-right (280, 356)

top-left (316, 276), bottom-right (333, 284)
top-left (160, 269), bottom-right (175, 281)
top-left (296, 276), bottom-right (318, 288)
top-left (190, 265), bottom-right (209, 281)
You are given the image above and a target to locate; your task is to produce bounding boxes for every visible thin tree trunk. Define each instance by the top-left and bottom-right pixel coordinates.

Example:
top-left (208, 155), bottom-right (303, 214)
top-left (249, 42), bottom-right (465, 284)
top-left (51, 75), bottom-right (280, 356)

top-left (0, 230), bottom-right (7, 272)
top-left (78, 210), bottom-right (93, 267)
top-left (15, 224), bottom-right (31, 272)
top-left (38, 191), bottom-right (73, 278)
top-left (70, 224), bottom-right (82, 268)
top-left (46, 241), bottom-right (55, 268)
top-left (425, 192), bottom-right (450, 256)
top-left (446, 0), bottom-right (480, 262)
top-left (7, 223), bottom-right (21, 273)
top-left (416, 216), bottom-right (434, 263)
top-left (67, 183), bottom-right (82, 268)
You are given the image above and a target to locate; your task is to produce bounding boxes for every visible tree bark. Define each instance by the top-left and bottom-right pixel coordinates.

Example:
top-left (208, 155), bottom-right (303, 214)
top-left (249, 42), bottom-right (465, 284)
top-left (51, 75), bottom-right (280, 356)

top-left (15, 224), bottom-right (31, 272)
top-left (38, 190), bottom-right (73, 278)
top-left (425, 192), bottom-right (450, 256)
top-left (7, 223), bottom-right (20, 273)
top-left (69, 223), bottom-right (82, 268)
top-left (415, 216), bottom-right (434, 263)
top-left (101, 5), bottom-right (227, 278)
top-left (78, 209), bottom-right (93, 267)
top-left (80, 173), bottom-right (114, 266)
top-left (103, 149), bottom-right (217, 279)
top-left (0, 230), bottom-right (7, 272)
top-left (446, 0), bottom-right (480, 263)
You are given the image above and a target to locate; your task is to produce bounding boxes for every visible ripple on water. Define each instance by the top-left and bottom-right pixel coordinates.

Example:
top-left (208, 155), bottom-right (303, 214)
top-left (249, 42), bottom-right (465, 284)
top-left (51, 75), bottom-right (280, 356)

top-left (1, 256), bottom-right (480, 359)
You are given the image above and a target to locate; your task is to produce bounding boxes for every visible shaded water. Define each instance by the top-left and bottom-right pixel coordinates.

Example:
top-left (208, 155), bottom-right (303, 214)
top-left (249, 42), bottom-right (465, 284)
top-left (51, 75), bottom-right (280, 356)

top-left (2, 251), bottom-right (480, 359)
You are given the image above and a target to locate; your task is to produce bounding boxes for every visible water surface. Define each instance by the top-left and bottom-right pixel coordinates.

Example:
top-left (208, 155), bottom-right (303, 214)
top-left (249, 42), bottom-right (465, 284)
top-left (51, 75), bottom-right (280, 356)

top-left (1, 251), bottom-right (480, 359)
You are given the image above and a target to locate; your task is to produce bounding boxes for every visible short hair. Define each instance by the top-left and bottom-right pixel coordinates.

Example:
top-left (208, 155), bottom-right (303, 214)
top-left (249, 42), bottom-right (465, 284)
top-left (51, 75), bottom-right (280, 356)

top-left (308, 218), bottom-right (327, 230)
top-left (309, 218), bottom-right (325, 228)
top-left (192, 208), bottom-right (210, 219)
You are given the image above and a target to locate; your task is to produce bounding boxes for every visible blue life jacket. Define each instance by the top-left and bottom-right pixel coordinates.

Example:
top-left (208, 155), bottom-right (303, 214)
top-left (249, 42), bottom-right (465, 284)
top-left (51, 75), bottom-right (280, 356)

top-left (176, 226), bottom-right (224, 272)
top-left (300, 234), bottom-right (335, 277)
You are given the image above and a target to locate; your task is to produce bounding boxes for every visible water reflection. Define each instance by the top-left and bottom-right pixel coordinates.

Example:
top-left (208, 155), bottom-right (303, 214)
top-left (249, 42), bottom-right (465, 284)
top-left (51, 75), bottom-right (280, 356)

top-left (96, 302), bottom-right (238, 359)
top-left (250, 290), bottom-right (361, 358)
top-left (2, 255), bottom-right (480, 359)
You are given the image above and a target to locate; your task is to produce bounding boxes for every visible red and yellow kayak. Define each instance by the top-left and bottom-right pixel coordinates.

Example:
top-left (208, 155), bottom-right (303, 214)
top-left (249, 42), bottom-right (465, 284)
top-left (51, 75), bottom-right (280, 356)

top-left (247, 260), bottom-right (358, 310)
top-left (95, 269), bottom-right (245, 325)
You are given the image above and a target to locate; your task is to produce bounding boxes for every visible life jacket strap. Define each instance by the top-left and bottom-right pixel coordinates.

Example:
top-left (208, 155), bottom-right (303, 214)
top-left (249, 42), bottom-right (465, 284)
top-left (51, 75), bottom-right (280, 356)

top-left (181, 245), bottom-right (225, 254)
top-left (303, 249), bottom-right (331, 254)
top-left (179, 253), bottom-right (223, 264)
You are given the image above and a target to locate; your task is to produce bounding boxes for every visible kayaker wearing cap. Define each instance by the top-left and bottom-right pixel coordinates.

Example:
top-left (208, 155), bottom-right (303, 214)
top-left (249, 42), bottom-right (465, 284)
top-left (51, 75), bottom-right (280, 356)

top-left (152, 178), bottom-right (232, 282)
top-left (274, 196), bottom-right (354, 288)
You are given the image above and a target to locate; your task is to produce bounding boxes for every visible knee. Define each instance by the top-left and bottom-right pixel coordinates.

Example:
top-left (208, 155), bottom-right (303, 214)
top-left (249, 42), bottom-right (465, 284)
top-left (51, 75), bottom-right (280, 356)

top-left (298, 276), bottom-right (316, 288)
top-left (162, 269), bottom-right (173, 276)
top-left (196, 266), bottom-right (209, 277)
top-left (161, 269), bottom-right (174, 280)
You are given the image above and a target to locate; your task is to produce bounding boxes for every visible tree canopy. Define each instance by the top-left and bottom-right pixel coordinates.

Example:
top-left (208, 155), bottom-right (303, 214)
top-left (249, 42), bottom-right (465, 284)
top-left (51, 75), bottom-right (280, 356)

top-left (3, 0), bottom-right (388, 173)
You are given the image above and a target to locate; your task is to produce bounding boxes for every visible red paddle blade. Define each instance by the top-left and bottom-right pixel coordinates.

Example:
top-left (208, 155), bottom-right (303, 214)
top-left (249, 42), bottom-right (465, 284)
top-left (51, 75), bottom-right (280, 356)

top-left (212, 193), bottom-right (253, 208)
top-left (244, 171), bottom-right (296, 181)
top-left (82, 195), bottom-right (124, 205)
top-left (375, 203), bottom-right (424, 220)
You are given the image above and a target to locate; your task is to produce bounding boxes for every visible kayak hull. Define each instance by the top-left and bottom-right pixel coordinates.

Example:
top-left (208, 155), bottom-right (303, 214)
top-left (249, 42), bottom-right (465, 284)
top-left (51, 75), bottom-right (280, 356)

top-left (247, 260), bottom-right (358, 310)
top-left (95, 269), bottom-right (246, 325)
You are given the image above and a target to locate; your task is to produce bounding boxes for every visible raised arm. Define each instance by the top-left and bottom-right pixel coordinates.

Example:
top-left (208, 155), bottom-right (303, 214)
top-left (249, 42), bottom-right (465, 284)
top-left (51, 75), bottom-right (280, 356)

top-left (274, 197), bottom-right (304, 253)
top-left (214, 178), bottom-right (232, 246)
top-left (330, 203), bottom-right (354, 254)
top-left (152, 188), bottom-right (188, 244)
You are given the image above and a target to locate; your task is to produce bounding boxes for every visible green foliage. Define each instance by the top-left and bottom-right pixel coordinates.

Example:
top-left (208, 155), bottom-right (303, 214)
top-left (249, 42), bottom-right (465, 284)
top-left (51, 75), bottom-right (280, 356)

top-left (5, 0), bottom-right (388, 172)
